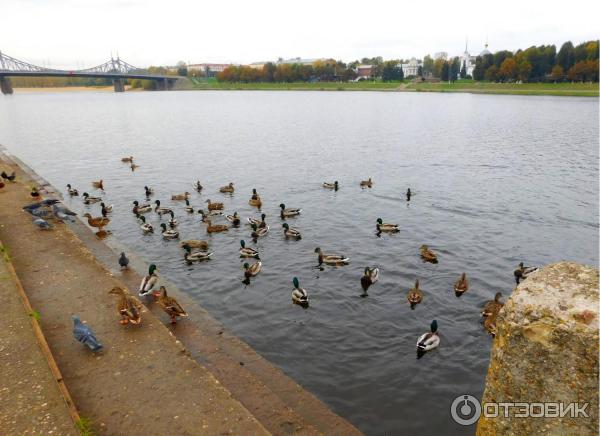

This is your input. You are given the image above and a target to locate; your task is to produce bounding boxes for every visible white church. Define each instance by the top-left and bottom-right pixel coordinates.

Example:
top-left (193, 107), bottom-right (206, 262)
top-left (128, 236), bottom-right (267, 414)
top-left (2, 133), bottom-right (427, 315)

top-left (458, 42), bottom-right (491, 77)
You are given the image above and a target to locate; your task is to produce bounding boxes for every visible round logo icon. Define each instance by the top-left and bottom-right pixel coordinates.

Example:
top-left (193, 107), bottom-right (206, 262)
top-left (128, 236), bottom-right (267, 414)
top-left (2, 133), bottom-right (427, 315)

top-left (451, 394), bottom-right (482, 425)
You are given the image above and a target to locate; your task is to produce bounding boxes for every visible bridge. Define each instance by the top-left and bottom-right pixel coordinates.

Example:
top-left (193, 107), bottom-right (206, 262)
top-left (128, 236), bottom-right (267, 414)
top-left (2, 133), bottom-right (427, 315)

top-left (0, 51), bottom-right (182, 94)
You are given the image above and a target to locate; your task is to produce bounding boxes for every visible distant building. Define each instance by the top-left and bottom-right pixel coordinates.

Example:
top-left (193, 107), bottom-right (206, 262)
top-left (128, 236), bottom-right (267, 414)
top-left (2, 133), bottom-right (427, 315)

top-left (188, 63), bottom-right (233, 77)
top-left (400, 57), bottom-right (422, 77)
top-left (458, 42), bottom-right (491, 77)
top-left (248, 62), bottom-right (268, 70)
top-left (276, 57), bottom-right (327, 66)
top-left (434, 52), bottom-right (448, 60)
top-left (355, 64), bottom-right (374, 80)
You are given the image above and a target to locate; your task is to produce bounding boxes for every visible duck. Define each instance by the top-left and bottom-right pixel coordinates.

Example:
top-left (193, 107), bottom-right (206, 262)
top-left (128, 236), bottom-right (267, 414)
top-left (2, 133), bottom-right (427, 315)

top-left (420, 245), bottom-right (438, 264)
top-left (219, 182), bottom-right (235, 193)
top-left (1, 171), bottom-right (16, 182)
top-left (251, 223), bottom-right (268, 238)
top-left (133, 200), bottom-right (152, 214)
top-left (0, 180), bottom-right (4, 190)
top-left (406, 188), bottom-right (412, 201)
top-left (82, 192), bottom-right (102, 204)
top-left (205, 219), bottom-right (228, 233)
top-left (130, 163), bottom-right (139, 171)
top-left (160, 223), bottom-right (179, 239)
top-left (407, 279), bottom-right (423, 309)
top-left (514, 262), bottom-right (539, 285)
top-left (108, 286), bottom-right (142, 325)
top-left (282, 223), bottom-right (301, 239)
top-left (137, 215), bottom-right (154, 233)
top-left (416, 320), bottom-right (440, 357)
top-left (183, 245), bottom-right (213, 263)
top-left (247, 214), bottom-right (264, 226)
top-left (361, 267), bottom-right (379, 295)
top-left (144, 186), bottom-right (154, 197)
top-left (454, 273), bottom-right (468, 296)
top-left (483, 311), bottom-right (499, 337)
top-left (138, 264), bottom-right (159, 296)
top-left (314, 247), bottom-right (349, 266)
top-left (323, 181), bottom-right (339, 191)
top-left (184, 199), bottom-right (194, 213)
top-left (205, 199), bottom-right (224, 211)
top-left (92, 179), bottom-right (104, 190)
top-left (248, 189), bottom-right (262, 207)
top-left (376, 218), bottom-right (399, 234)
top-left (193, 180), bottom-right (203, 192)
top-left (66, 184), bottom-right (79, 196)
top-left (154, 286), bottom-right (188, 324)
top-left (226, 212), bottom-right (241, 227)
top-left (154, 200), bottom-right (173, 216)
top-left (291, 277), bottom-right (309, 307)
top-left (171, 192), bottom-right (190, 201)
top-left (239, 240), bottom-right (259, 258)
top-left (481, 292), bottom-right (504, 318)
top-left (360, 177), bottom-right (373, 187)
top-left (30, 187), bottom-right (40, 198)
top-left (198, 209), bottom-right (222, 221)
top-left (279, 203), bottom-right (301, 218)
top-left (121, 156), bottom-right (134, 163)
top-left (168, 211), bottom-right (178, 228)
top-left (83, 213), bottom-right (110, 230)
top-left (243, 261), bottom-right (262, 280)
top-left (100, 202), bottom-right (113, 217)
top-left (180, 239), bottom-right (209, 250)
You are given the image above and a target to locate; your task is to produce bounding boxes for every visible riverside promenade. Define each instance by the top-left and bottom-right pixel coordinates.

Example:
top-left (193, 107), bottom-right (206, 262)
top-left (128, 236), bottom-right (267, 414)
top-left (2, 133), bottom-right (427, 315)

top-left (0, 151), bottom-right (362, 435)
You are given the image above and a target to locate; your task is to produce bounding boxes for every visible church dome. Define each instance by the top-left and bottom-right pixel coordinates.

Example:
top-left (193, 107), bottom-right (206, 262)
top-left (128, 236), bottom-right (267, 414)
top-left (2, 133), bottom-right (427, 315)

top-left (480, 43), bottom-right (491, 56)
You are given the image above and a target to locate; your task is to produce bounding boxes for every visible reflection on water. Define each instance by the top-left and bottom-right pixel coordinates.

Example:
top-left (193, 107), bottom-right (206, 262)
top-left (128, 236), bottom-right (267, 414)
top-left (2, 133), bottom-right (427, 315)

top-left (1, 90), bottom-right (598, 435)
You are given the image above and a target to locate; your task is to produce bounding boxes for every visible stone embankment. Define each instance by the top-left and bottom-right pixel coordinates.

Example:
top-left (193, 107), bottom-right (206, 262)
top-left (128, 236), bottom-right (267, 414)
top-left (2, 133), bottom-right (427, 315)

top-left (477, 262), bottom-right (599, 435)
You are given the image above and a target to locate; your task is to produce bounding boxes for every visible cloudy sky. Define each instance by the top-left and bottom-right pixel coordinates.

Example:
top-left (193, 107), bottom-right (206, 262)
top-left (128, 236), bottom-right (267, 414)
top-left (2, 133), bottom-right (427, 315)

top-left (2, 0), bottom-right (598, 69)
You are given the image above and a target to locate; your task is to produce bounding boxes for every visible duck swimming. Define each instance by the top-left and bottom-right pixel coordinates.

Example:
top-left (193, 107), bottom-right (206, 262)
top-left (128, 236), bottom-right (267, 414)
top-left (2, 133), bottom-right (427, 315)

top-left (226, 212), bottom-right (241, 227)
top-left (205, 219), bottom-right (228, 233)
top-left (194, 180), bottom-right (203, 192)
top-left (139, 264), bottom-right (159, 297)
top-left (454, 273), bottom-right (468, 296)
top-left (406, 188), bottom-right (412, 201)
top-left (82, 192), bottom-right (102, 205)
top-left (239, 240), bottom-right (259, 258)
top-left (121, 156), bottom-right (134, 163)
top-left (219, 182), bottom-right (235, 193)
top-left (180, 239), bottom-right (209, 250)
top-left (137, 215), bottom-right (153, 233)
top-left (185, 199), bottom-right (194, 213)
top-left (251, 223), bottom-right (268, 238)
top-left (83, 213), bottom-right (110, 230)
top-left (376, 218), bottom-right (399, 234)
top-left (154, 200), bottom-right (173, 216)
top-left (100, 202), bottom-right (113, 217)
top-left (420, 245), bottom-right (438, 264)
top-left (323, 181), bottom-right (339, 191)
top-left (160, 223), bottom-right (179, 239)
top-left (109, 286), bottom-right (142, 325)
top-left (168, 211), bottom-right (178, 228)
top-left (205, 199), bottom-right (224, 211)
top-left (133, 200), bottom-right (152, 214)
top-left (481, 292), bottom-right (503, 318)
top-left (171, 192), bottom-right (190, 201)
top-left (92, 179), bottom-right (104, 190)
top-left (144, 186), bottom-right (154, 197)
top-left (66, 184), bottom-right (79, 196)
top-left (361, 267), bottom-right (379, 295)
top-left (280, 203), bottom-right (301, 218)
top-left (360, 177), bottom-right (373, 188)
top-left (243, 261), bottom-right (262, 284)
top-left (416, 320), bottom-right (440, 358)
top-left (183, 245), bottom-right (212, 263)
top-left (249, 189), bottom-right (262, 207)
top-left (282, 223), bottom-right (301, 239)
top-left (314, 247), bottom-right (349, 266)
top-left (407, 279), bottom-right (423, 309)
top-left (291, 277), bottom-right (309, 307)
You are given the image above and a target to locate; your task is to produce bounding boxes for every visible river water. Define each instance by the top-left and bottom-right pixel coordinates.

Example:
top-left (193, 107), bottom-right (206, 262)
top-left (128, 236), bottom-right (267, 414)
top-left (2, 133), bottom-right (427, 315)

top-left (1, 90), bottom-right (598, 435)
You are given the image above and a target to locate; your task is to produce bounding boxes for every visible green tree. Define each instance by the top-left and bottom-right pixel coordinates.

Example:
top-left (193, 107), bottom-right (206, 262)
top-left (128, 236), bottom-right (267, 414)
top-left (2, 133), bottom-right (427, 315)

top-left (557, 41), bottom-right (575, 71)
top-left (422, 55), bottom-right (434, 77)
top-left (176, 61), bottom-right (188, 77)
top-left (484, 65), bottom-right (498, 81)
top-left (441, 62), bottom-right (450, 81)
top-left (449, 57), bottom-right (460, 82)
top-left (550, 65), bottom-right (564, 82)
top-left (498, 58), bottom-right (517, 82)
top-left (516, 60), bottom-right (532, 82)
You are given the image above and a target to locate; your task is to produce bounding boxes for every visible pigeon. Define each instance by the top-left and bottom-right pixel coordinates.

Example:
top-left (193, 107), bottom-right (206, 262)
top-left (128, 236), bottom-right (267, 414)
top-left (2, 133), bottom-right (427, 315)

top-left (30, 208), bottom-right (53, 219)
top-left (119, 252), bottom-right (129, 270)
top-left (72, 315), bottom-right (103, 352)
top-left (1, 171), bottom-right (16, 181)
top-left (33, 218), bottom-right (52, 229)
top-left (52, 204), bottom-right (77, 221)
top-left (23, 199), bottom-right (59, 212)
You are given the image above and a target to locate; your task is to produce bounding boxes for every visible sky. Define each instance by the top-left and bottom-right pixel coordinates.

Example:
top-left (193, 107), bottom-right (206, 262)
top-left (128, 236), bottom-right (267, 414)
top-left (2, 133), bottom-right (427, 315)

top-left (1, 0), bottom-right (598, 69)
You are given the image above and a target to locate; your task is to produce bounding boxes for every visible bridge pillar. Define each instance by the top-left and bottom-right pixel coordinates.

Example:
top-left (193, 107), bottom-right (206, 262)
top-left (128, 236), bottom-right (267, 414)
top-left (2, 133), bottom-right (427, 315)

top-left (0, 77), bottom-right (14, 95)
top-left (113, 79), bottom-right (125, 92)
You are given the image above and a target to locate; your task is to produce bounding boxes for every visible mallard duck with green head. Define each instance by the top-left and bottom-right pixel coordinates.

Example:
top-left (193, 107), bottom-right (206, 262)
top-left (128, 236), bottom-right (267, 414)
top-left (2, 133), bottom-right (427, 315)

top-left (376, 218), bottom-right (399, 234)
top-left (183, 244), bottom-right (213, 263)
top-left (314, 247), bottom-right (349, 266)
top-left (239, 240), bottom-right (259, 258)
top-left (280, 203), bottom-right (301, 218)
top-left (137, 214), bottom-right (154, 233)
top-left (282, 223), bottom-right (301, 239)
top-left (139, 264), bottom-right (159, 297)
top-left (417, 320), bottom-right (440, 358)
top-left (291, 277), bottom-right (309, 307)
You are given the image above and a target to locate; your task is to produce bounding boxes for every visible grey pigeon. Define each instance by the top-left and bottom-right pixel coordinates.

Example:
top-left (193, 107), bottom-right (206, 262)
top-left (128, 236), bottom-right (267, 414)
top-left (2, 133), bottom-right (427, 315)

top-left (52, 204), bottom-right (77, 222)
top-left (30, 208), bottom-right (53, 218)
top-left (72, 315), bottom-right (103, 352)
top-left (23, 199), bottom-right (59, 212)
top-left (118, 252), bottom-right (129, 270)
top-left (33, 218), bottom-right (52, 229)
